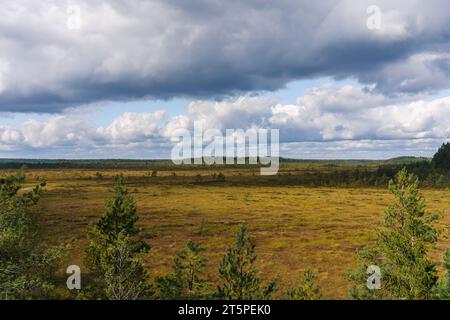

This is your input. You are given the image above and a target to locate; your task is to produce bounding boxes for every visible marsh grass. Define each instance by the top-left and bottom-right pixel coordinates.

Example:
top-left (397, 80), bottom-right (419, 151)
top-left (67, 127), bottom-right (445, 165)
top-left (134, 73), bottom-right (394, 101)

top-left (5, 164), bottom-right (448, 299)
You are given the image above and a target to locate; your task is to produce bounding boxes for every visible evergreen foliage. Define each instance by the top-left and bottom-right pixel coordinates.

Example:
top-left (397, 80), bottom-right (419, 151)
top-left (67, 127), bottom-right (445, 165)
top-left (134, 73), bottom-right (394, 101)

top-left (433, 250), bottom-right (450, 299)
top-left (287, 269), bottom-right (321, 300)
top-left (217, 224), bottom-right (276, 299)
top-left (156, 240), bottom-right (210, 299)
top-left (347, 169), bottom-right (440, 299)
top-left (84, 174), bottom-right (150, 300)
top-left (432, 142), bottom-right (450, 170)
top-left (0, 175), bottom-right (65, 299)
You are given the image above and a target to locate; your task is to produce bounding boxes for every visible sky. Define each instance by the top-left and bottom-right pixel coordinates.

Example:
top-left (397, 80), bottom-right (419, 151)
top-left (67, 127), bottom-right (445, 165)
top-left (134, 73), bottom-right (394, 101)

top-left (1, 0), bottom-right (450, 159)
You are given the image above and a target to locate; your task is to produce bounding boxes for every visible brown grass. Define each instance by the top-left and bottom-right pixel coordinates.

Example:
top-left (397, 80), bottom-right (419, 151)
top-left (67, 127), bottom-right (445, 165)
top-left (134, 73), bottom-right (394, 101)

top-left (10, 167), bottom-right (449, 299)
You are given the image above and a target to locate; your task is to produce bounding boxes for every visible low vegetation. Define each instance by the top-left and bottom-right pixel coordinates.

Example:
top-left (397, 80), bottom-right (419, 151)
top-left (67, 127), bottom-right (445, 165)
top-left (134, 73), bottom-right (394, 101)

top-left (0, 144), bottom-right (449, 299)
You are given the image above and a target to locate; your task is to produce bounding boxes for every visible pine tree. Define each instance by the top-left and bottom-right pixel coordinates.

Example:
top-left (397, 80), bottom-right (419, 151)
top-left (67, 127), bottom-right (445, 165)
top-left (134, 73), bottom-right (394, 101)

top-left (433, 250), bottom-right (450, 299)
top-left (0, 174), bottom-right (65, 299)
top-left (156, 240), bottom-right (210, 299)
top-left (287, 269), bottom-right (322, 300)
top-left (84, 174), bottom-right (150, 300)
top-left (101, 233), bottom-right (151, 300)
top-left (432, 142), bottom-right (450, 170)
top-left (347, 168), bottom-right (440, 300)
top-left (217, 224), bottom-right (276, 299)
top-left (96, 174), bottom-right (140, 242)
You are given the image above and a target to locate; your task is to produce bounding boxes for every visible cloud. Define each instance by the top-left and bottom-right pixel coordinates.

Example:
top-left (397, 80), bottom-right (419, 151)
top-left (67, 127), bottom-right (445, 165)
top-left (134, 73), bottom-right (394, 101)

top-left (0, 111), bottom-right (167, 156)
top-left (95, 111), bottom-right (165, 143)
top-left (2, 0), bottom-right (450, 112)
top-left (270, 85), bottom-right (450, 142)
top-left (0, 115), bottom-right (91, 148)
top-left (1, 84), bottom-right (449, 158)
top-left (172, 85), bottom-right (450, 143)
top-left (360, 53), bottom-right (450, 94)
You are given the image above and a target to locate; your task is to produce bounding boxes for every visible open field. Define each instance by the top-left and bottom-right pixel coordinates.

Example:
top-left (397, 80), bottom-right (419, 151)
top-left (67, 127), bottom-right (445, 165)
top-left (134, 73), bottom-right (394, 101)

top-left (4, 164), bottom-right (449, 299)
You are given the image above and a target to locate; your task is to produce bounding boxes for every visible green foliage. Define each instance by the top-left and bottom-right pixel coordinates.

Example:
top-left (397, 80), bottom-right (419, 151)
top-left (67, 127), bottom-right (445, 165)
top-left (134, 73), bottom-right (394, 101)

top-left (156, 240), bottom-right (210, 299)
top-left (287, 269), bottom-right (321, 300)
top-left (347, 169), bottom-right (440, 300)
top-left (433, 250), bottom-right (450, 300)
top-left (0, 174), bottom-right (64, 300)
top-left (84, 174), bottom-right (150, 300)
top-left (432, 142), bottom-right (450, 170)
top-left (101, 233), bottom-right (151, 300)
top-left (217, 224), bottom-right (276, 300)
top-left (96, 174), bottom-right (141, 243)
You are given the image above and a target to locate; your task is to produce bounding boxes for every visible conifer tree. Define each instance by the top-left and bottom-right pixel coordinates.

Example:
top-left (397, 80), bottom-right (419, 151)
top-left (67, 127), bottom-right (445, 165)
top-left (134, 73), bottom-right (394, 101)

top-left (101, 233), bottom-right (150, 300)
top-left (217, 224), bottom-right (276, 299)
top-left (156, 240), bottom-right (210, 299)
top-left (0, 174), bottom-right (65, 299)
top-left (433, 250), bottom-right (450, 300)
top-left (432, 142), bottom-right (450, 170)
top-left (347, 169), bottom-right (440, 300)
top-left (287, 269), bottom-right (321, 300)
top-left (96, 174), bottom-right (140, 242)
top-left (84, 174), bottom-right (150, 300)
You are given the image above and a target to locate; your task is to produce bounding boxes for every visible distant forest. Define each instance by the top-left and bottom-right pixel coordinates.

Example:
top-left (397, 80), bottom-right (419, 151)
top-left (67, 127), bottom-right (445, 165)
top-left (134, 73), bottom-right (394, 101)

top-left (0, 142), bottom-right (449, 188)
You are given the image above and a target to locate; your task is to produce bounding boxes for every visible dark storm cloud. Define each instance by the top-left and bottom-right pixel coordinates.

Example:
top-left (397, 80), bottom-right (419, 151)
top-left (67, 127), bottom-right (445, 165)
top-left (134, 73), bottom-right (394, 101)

top-left (1, 0), bottom-right (450, 113)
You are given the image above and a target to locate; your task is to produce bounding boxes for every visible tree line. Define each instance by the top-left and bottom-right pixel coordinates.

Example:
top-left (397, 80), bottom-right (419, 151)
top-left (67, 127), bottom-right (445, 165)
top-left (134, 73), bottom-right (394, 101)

top-left (303, 143), bottom-right (450, 188)
top-left (1, 168), bottom-right (449, 299)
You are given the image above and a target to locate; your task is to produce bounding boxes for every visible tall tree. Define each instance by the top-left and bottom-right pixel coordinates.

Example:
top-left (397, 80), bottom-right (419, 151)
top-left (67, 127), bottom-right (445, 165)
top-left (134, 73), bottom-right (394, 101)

top-left (432, 142), bottom-right (450, 170)
top-left (101, 233), bottom-right (150, 300)
top-left (0, 175), bottom-right (65, 299)
top-left (217, 224), bottom-right (276, 300)
top-left (96, 174), bottom-right (140, 242)
top-left (84, 174), bottom-right (150, 300)
top-left (347, 169), bottom-right (440, 299)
